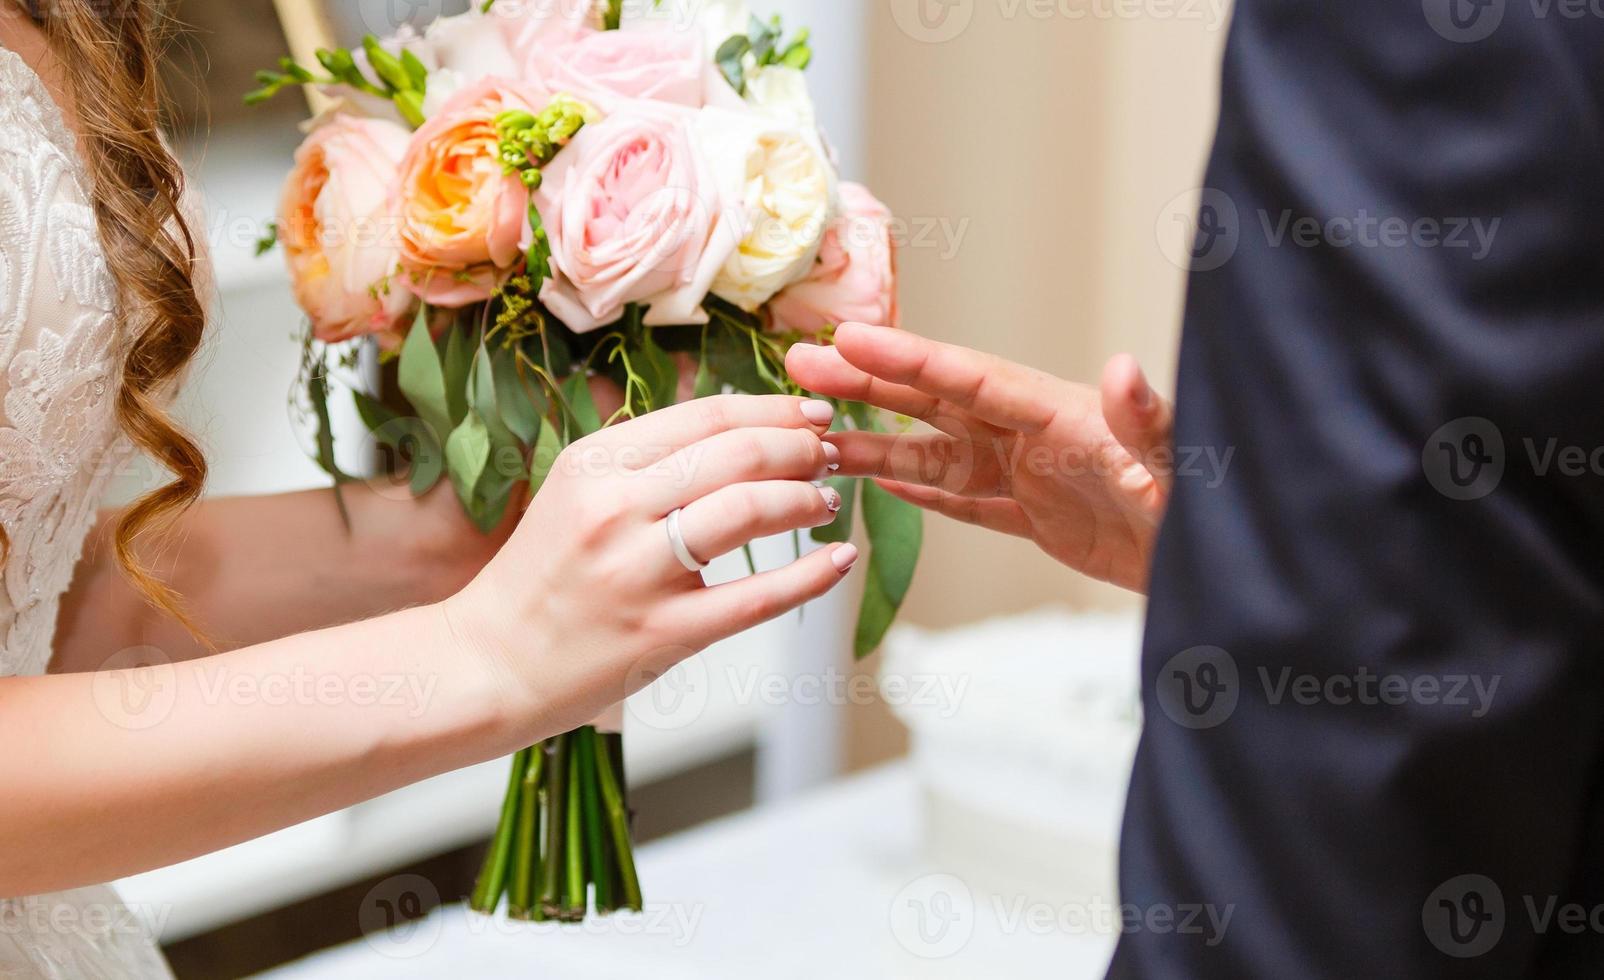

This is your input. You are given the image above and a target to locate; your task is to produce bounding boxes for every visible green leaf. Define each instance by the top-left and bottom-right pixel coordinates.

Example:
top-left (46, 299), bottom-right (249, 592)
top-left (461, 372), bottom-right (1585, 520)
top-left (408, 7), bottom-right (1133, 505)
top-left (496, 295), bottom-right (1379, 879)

top-left (811, 475), bottom-right (857, 545)
top-left (853, 481), bottom-right (923, 659)
top-left (749, 14), bottom-right (778, 63)
top-left (563, 372), bottom-right (603, 439)
top-left (705, 321), bottom-right (767, 394)
top-left (353, 389), bottom-right (445, 496)
top-left (715, 35), bottom-right (751, 94)
top-left (473, 343), bottom-right (520, 451)
top-left (442, 326), bottom-right (473, 427)
top-left (493, 346), bottom-right (545, 445)
top-left (529, 417), bottom-right (564, 496)
top-left (398, 313), bottom-right (453, 446)
top-left (445, 412), bottom-right (493, 512)
top-left (639, 332), bottom-right (680, 412)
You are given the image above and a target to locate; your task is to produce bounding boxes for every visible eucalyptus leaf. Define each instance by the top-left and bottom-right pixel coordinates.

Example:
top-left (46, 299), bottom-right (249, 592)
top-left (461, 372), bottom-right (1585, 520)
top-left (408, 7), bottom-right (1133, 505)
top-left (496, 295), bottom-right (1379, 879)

top-left (853, 480), bottom-right (923, 659)
top-left (446, 412), bottom-right (493, 512)
top-left (398, 314), bottom-right (454, 452)
top-left (354, 389), bottom-right (444, 497)
top-left (705, 321), bottom-right (768, 394)
top-left (529, 417), bottom-right (564, 496)
top-left (639, 332), bottom-right (680, 412)
top-left (473, 343), bottom-right (520, 451)
top-left (715, 35), bottom-right (750, 93)
top-left (442, 326), bottom-right (473, 426)
top-left (563, 372), bottom-right (603, 439)
top-left (493, 346), bottom-right (545, 445)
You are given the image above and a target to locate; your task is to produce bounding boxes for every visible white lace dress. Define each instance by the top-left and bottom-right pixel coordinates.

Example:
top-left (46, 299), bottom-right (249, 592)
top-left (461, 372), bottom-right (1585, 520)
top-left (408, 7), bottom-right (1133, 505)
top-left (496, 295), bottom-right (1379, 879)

top-left (0, 44), bottom-right (176, 979)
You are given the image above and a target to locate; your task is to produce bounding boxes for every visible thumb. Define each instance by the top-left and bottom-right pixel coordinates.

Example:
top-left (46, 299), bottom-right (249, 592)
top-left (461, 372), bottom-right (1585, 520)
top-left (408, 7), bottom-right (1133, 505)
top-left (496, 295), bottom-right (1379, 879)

top-left (1101, 355), bottom-right (1175, 493)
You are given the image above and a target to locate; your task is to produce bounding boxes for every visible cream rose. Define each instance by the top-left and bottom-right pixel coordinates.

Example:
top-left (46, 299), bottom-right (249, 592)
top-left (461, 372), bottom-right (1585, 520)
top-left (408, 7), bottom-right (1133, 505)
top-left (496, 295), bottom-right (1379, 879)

top-left (395, 77), bottom-right (551, 307)
top-left (769, 182), bottom-right (899, 337)
top-left (696, 107), bottom-right (837, 312)
top-left (280, 115), bottom-right (416, 344)
top-left (533, 102), bottom-right (740, 332)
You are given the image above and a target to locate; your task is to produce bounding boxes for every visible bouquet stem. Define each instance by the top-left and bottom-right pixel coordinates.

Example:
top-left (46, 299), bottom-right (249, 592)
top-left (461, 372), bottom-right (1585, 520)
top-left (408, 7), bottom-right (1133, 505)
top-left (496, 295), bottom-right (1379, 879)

top-left (471, 726), bottom-right (641, 922)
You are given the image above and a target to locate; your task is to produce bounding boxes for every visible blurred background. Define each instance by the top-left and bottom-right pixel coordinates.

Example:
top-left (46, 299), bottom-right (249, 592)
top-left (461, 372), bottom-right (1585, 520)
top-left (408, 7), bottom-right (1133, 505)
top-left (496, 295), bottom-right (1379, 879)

top-left (116, 0), bottom-right (1231, 975)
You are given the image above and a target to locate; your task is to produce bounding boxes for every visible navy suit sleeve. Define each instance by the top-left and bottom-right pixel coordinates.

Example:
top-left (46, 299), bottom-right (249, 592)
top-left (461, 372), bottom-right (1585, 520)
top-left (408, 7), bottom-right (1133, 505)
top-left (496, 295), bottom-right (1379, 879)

top-left (1110, 1), bottom-right (1604, 977)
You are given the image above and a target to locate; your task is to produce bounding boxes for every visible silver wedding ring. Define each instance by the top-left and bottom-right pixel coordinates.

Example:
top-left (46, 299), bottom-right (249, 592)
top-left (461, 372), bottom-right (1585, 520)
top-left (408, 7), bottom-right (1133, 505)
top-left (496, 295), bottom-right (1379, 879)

top-left (666, 508), bottom-right (709, 573)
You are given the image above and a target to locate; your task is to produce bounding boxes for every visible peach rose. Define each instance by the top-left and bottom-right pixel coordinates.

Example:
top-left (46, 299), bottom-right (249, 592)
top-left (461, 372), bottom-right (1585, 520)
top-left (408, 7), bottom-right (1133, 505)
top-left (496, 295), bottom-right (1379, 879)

top-left (768, 183), bottom-right (899, 336)
top-left (280, 115), bottom-right (416, 344)
top-left (523, 25), bottom-right (709, 114)
top-left (395, 77), bottom-right (551, 307)
top-left (533, 102), bottom-right (740, 333)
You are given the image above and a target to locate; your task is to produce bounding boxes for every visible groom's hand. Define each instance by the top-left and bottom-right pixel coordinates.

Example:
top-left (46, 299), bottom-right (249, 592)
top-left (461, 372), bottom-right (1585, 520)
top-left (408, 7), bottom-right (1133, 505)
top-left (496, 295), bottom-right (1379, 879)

top-left (786, 322), bottom-right (1174, 593)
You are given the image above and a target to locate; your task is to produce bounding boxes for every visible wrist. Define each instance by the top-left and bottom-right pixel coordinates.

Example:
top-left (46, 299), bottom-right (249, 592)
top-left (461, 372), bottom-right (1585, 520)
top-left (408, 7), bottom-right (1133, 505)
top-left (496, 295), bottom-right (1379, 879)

top-left (435, 588), bottom-right (549, 753)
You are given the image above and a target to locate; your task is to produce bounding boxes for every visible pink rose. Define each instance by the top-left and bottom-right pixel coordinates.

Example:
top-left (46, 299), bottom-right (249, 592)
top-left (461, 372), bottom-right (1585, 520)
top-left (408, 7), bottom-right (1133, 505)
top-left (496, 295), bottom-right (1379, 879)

top-left (395, 77), bottom-right (551, 307)
top-left (280, 115), bottom-right (417, 344)
top-left (533, 103), bottom-right (739, 333)
top-left (523, 27), bottom-right (709, 114)
top-left (768, 183), bottom-right (899, 336)
top-left (492, 0), bottom-right (600, 50)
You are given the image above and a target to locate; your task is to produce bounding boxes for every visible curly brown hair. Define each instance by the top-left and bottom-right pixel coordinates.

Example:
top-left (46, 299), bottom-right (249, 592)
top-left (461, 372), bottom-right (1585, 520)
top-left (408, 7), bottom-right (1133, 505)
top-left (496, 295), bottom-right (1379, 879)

top-left (3, 0), bottom-right (209, 636)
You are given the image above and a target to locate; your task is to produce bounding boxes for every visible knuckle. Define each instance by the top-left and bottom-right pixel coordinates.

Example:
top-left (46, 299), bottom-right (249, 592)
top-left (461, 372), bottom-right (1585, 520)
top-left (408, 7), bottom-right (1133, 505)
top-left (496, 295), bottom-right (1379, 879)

top-left (696, 396), bottom-right (734, 432)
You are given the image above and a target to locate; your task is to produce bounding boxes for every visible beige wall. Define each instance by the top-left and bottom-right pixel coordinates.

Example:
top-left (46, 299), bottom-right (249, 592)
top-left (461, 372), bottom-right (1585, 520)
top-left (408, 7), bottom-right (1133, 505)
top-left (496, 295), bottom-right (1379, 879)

top-left (847, 1), bottom-right (1233, 769)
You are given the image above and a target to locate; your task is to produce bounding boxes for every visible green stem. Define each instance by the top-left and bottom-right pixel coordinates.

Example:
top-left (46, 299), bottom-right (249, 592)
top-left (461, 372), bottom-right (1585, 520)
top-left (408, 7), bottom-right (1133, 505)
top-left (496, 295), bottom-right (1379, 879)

top-left (509, 746), bottom-right (543, 919)
top-left (565, 738), bottom-right (586, 918)
top-left (470, 747), bottom-right (530, 914)
top-left (538, 734), bottom-right (569, 919)
top-left (595, 734), bottom-right (644, 911)
top-left (578, 729), bottom-right (614, 913)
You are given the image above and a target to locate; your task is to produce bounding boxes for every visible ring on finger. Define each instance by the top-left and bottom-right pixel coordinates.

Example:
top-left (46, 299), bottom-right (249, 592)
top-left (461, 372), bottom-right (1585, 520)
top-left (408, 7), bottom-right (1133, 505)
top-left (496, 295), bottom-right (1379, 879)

top-left (666, 508), bottom-right (709, 573)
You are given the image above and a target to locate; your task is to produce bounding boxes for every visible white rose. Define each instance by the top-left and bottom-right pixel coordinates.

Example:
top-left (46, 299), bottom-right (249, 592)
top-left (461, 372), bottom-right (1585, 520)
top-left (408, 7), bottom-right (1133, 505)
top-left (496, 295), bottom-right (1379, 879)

top-left (696, 106), bottom-right (838, 312)
top-left (420, 11), bottom-right (522, 115)
top-left (744, 64), bottom-right (816, 128)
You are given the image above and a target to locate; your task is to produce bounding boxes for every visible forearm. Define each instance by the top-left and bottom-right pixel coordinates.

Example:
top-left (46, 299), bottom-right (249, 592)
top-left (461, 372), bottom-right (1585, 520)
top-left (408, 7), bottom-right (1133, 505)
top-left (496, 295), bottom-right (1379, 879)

top-left (54, 483), bottom-right (488, 670)
top-left (1, 604), bottom-right (526, 896)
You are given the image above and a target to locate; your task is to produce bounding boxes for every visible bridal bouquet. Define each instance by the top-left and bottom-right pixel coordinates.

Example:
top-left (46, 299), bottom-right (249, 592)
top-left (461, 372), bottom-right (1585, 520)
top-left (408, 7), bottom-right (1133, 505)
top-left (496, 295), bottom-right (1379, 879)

top-left (249, 0), bottom-right (921, 924)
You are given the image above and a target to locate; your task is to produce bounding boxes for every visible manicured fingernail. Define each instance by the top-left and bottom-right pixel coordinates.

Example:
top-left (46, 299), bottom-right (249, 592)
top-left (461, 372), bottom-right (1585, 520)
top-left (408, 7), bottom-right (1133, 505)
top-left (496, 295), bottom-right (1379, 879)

top-left (801, 400), bottom-right (835, 426)
top-left (821, 442), bottom-right (843, 472)
top-left (831, 543), bottom-right (860, 573)
top-left (820, 486), bottom-right (843, 513)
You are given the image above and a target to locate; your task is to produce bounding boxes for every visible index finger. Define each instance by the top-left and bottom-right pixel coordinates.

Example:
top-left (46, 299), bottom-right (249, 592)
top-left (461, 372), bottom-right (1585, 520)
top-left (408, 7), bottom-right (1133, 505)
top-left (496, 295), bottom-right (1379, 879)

top-left (833, 323), bottom-right (1062, 434)
top-left (591, 394), bottom-right (836, 455)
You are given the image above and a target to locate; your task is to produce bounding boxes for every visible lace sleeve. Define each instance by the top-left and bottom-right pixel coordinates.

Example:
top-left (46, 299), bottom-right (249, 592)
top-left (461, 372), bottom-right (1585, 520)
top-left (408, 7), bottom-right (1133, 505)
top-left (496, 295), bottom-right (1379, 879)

top-left (0, 51), bottom-right (131, 676)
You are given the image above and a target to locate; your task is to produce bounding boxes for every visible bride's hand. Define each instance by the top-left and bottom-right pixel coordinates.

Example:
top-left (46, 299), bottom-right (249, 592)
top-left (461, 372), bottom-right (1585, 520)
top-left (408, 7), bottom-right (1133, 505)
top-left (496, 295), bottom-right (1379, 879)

top-left (787, 323), bottom-right (1174, 594)
top-left (444, 394), bottom-right (855, 736)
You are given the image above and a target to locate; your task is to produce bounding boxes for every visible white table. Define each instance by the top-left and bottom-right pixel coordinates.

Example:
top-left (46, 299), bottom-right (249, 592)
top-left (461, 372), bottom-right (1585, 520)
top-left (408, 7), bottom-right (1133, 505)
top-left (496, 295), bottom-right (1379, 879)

top-left (255, 765), bottom-right (1119, 980)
